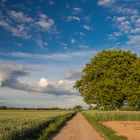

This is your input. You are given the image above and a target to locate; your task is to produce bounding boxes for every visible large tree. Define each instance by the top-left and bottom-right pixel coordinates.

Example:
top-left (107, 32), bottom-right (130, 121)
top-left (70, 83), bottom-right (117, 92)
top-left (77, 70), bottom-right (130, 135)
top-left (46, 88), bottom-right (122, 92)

top-left (74, 50), bottom-right (140, 110)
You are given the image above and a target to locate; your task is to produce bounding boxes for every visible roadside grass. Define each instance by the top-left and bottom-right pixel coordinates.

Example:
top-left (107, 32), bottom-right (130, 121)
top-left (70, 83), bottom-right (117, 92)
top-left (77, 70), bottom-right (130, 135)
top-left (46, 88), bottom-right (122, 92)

top-left (38, 112), bottom-right (75, 140)
top-left (82, 111), bottom-right (140, 140)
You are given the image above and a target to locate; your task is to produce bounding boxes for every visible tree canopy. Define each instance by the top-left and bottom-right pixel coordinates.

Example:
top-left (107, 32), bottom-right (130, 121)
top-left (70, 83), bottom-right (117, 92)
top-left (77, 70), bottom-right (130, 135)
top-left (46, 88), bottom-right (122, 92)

top-left (73, 105), bottom-right (83, 112)
top-left (74, 50), bottom-right (140, 110)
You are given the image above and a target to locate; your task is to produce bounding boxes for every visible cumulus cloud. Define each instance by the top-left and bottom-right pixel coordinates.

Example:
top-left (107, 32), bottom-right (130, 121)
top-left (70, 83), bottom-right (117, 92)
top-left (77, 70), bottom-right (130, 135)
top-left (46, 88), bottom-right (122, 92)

top-left (115, 7), bottom-right (139, 15)
top-left (0, 61), bottom-right (78, 96)
top-left (113, 14), bottom-right (140, 35)
top-left (8, 10), bottom-right (33, 23)
top-left (0, 7), bottom-right (57, 39)
top-left (38, 78), bottom-right (49, 88)
top-left (37, 14), bottom-right (55, 33)
top-left (0, 19), bottom-right (31, 39)
top-left (34, 80), bottom-right (76, 96)
top-left (101, 1), bottom-right (140, 53)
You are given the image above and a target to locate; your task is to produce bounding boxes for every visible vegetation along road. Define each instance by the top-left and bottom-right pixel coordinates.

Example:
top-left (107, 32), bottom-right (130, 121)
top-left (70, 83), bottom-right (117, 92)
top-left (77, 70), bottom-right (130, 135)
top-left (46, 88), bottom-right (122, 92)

top-left (53, 113), bottom-right (103, 140)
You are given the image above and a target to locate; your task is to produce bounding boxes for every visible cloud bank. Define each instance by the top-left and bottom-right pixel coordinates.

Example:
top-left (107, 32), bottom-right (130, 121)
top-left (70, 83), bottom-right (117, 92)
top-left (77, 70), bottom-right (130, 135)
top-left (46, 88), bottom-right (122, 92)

top-left (0, 61), bottom-right (78, 96)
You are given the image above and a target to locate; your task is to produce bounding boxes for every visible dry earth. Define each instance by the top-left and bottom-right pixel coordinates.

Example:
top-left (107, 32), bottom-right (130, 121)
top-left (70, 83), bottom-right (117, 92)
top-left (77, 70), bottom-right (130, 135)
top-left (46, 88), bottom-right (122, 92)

top-left (103, 121), bottom-right (140, 140)
top-left (52, 113), bottom-right (103, 140)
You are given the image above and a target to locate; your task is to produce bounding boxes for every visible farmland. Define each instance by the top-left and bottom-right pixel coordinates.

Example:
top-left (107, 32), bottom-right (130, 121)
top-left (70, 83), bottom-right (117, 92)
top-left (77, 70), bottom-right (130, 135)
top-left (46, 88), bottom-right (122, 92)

top-left (82, 111), bottom-right (140, 140)
top-left (0, 110), bottom-right (74, 140)
top-left (83, 111), bottom-right (140, 121)
top-left (0, 110), bottom-right (140, 140)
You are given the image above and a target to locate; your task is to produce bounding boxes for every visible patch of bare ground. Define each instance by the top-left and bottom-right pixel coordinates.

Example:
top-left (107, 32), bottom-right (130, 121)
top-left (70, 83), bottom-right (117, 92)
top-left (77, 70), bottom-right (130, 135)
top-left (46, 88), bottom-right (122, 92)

top-left (52, 113), bottom-right (103, 140)
top-left (103, 121), bottom-right (140, 140)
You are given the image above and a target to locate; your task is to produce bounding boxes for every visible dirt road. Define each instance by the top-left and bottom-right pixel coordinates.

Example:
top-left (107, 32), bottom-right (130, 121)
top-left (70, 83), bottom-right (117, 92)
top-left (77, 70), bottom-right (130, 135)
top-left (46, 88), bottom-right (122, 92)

top-left (52, 113), bottom-right (103, 140)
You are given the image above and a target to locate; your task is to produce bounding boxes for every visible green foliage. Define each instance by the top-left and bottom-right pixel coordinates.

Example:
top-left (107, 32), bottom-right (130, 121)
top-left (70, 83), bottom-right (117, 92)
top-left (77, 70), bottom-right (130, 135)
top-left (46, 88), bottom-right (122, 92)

top-left (74, 50), bottom-right (140, 110)
top-left (73, 105), bottom-right (83, 112)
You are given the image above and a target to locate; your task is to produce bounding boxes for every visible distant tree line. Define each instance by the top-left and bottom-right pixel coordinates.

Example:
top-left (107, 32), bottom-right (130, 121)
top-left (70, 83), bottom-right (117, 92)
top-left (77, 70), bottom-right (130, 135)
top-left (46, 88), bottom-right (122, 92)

top-left (74, 50), bottom-right (140, 110)
top-left (0, 106), bottom-right (70, 110)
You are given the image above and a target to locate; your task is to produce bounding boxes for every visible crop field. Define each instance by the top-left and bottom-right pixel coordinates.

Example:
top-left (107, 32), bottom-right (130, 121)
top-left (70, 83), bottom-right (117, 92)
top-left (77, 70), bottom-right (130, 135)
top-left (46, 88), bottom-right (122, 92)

top-left (0, 110), bottom-right (74, 140)
top-left (83, 110), bottom-right (140, 121)
top-left (82, 111), bottom-right (140, 140)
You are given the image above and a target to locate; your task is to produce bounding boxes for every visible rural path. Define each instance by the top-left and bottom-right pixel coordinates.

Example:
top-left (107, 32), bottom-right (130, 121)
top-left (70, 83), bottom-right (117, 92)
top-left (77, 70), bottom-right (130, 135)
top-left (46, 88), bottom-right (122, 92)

top-left (52, 113), bottom-right (103, 140)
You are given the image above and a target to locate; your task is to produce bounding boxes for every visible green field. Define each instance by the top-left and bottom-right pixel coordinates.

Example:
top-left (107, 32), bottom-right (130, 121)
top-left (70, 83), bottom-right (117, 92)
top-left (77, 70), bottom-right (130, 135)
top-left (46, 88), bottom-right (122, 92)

top-left (82, 111), bottom-right (140, 140)
top-left (0, 110), bottom-right (74, 140)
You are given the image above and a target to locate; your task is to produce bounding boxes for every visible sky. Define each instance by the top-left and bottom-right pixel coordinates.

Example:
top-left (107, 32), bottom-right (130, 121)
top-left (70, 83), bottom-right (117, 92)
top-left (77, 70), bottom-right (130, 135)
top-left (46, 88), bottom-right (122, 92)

top-left (0, 0), bottom-right (140, 108)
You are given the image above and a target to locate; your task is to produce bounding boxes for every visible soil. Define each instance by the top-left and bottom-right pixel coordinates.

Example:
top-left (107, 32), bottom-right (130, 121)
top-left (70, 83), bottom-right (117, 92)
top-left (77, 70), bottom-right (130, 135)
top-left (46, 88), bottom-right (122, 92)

top-left (52, 113), bottom-right (103, 140)
top-left (103, 121), bottom-right (140, 140)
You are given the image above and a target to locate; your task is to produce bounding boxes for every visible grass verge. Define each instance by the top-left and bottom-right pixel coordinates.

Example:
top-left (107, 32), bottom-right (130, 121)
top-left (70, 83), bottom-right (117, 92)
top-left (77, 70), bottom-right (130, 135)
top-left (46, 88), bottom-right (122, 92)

top-left (38, 112), bottom-right (75, 140)
top-left (82, 112), bottom-right (127, 140)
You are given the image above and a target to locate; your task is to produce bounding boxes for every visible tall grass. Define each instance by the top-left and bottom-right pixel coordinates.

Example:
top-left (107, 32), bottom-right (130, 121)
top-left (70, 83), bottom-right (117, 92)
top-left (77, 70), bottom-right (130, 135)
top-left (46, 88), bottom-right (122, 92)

top-left (84, 110), bottom-right (140, 121)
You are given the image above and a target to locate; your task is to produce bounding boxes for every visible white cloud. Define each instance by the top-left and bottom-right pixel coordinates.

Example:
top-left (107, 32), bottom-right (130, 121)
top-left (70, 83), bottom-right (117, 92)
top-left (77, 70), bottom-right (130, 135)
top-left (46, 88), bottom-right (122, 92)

top-left (54, 80), bottom-right (76, 92)
top-left (66, 16), bottom-right (81, 22)
top-left (10, 50), bottom-right (98, 61)
top-left (115, 16), bottom-right (126, 22)
top-left (126, 35), bottom-right (140, 46)
top-left (98, 0), bottom-right (115, 7)
top-left (113, 15), bottom-right (140, 35)
top-left (72, 7), bottom-right (82, 15)
top-left (98, 0), bottom-right (140, 54)
top-left (0, 8), bottom-right (58, 39)
top-left (71, 38), bottom-right (76, 44)
top-left (0, 10), bottom-right (34, 39)
top-left (0, 61), bottom-right (79, 96)
top-left (115, 7), bottom-right (139, 15)
top-left (38, 14), bottom-right (55, 32)
top-left (131, 28), bottom-right (140, 34)
top-left (48, 0), bottom-right (55, 5)
top-left (38, 78), bottom-right (49, 88)
top-left (79, 44), bottom-right (89, 48)
top-left (0, 61), bottom-right (30, 89)
top-left (100, 0), bottom-right (140, 51)
top-left (0, 89), bottom-right (86, 108)
top-left (123, 35), bottom-right (140, 56)
top-left (9, 10), bottom-right (33, 23)
top-left (0, 19), bottom-right (31, 39)
top-left (83, 25), bottom-right (93, 30)
top-left (108, 32), bottom-right (122, 40)
top-left (73, 8), bottom-right (81, 12)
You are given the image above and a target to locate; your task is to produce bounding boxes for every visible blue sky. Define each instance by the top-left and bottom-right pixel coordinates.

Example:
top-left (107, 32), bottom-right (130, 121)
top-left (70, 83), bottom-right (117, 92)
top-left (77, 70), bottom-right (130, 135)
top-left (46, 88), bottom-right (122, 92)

top-left (0, 0), bottom-right (140, 108)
